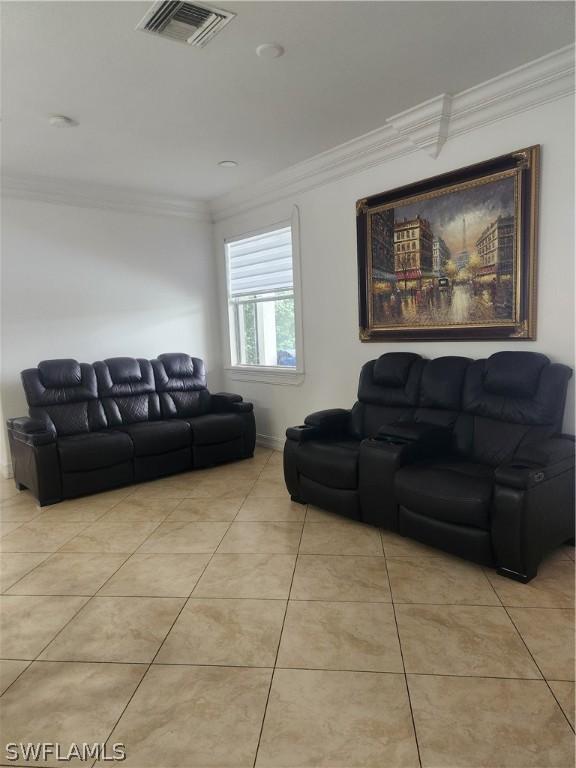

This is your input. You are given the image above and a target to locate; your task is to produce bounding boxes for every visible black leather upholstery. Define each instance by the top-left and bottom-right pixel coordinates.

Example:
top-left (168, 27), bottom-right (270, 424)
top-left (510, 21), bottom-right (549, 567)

top-left (186, 413), bottom-right (244, 446)
top-left (296, 439), bottom-right (361, 490)
top-left (285, 350), bottom-right (574, 581)
top-left (22, 359), bottom-right (105, 436)
top-left (95, 358), bottom-right (161, 426)
top-left (58, 431), bottom-right (133, 472)
top-left (115, 421), bottom-right (190, 457)
top-left (8, 353), bottom-right (256, 504)
top-left (152, 353), bottom-right (211, 419)
top-left (395, 460), bottom-right (494, 530)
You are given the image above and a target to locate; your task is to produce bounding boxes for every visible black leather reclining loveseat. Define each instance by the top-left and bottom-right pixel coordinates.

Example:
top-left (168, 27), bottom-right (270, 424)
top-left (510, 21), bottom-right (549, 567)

top-left (7, 353), bottom-right (255, 505)
top-left (284, 351), bottom-right (575, 582)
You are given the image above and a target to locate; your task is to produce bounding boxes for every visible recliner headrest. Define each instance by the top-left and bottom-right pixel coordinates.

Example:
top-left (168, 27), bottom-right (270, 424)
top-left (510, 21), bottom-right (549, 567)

top-left (104, 357), bottom-right (144, 384)
top-left (152, 353), bottom-right (207, 392)
top-left (484, 351), bottom-right (549, 398)
top-left (373, 353), bottom-right (422, 387)
top-left (38, 359), bottom-right (82, 388)
top-left (158, 353), bottom-right (196, 378)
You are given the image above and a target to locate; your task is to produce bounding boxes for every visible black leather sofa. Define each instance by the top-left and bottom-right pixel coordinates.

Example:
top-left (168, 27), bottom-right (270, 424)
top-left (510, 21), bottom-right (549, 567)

top-left (284, 351), bottom-right (575, 582)
top-left (7, 353), bottom-right (255, 505)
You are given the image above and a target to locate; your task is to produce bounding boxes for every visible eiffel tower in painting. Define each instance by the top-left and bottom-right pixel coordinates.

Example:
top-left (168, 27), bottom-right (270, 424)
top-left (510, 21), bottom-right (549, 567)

top-left (455, 218), bottom-right (470, 271)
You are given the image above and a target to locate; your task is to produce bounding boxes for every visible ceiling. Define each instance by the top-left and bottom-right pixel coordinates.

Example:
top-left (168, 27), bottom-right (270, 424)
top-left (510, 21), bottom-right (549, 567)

top-left (2, 1), bottom-right (574, 201)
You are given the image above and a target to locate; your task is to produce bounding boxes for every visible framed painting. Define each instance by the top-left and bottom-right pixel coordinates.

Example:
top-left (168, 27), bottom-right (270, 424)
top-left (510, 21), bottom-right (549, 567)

top-left (356, 145), bottom-right (539, 341)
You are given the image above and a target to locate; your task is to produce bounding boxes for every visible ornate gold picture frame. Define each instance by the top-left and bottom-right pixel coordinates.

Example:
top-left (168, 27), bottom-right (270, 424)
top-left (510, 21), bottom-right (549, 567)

top-left (356, 146), bottom-right (539, 341)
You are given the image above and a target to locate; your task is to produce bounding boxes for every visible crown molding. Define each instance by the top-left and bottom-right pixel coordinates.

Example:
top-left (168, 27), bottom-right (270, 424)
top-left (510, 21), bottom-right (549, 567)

top-left (211, 44), bottom-right (575, 222)
top-left (387, 93), bottom-right (453, 159)
top-left (1, 173), bottom-right (210, 221)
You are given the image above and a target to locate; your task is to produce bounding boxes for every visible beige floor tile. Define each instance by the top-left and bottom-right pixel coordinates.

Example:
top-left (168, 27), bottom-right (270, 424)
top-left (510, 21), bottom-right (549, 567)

top-left (6, 553), bottom-right (127, 596)
top-left (387, 556), bottom-right (500, 605)
top-left (166, 497), bottom-right (244, 521)
top-left (0, 521), bottom-right (25, 536)
top-left (291, 554), bottom-right (391, 602)
top-left (256, 668), bottom-right (419, 767)
top-left (99, 497), bottom-right (181, 522)
top-left (156, 597), bottom-right (286, 666)
top-left (549, 680), bottom-right (575, 728)
top-left (34, 505), bottom-right (111, 523)
top-left (217, 522), bottom-right (302, 554)
top-left (0, 594), bottom-right (88, 659)
top-left (40, 595), bottom-right (184, 663)
top-left (408, 674), bottom-right (575, 768)
top-left (0, 659), bottom-right (29, 694)
top-left (0, 521), bottom-right (88, 552)
top-left (98, 553), bottom-right (211, 596)
top-left (248, 476), bottom-right (290, 498)
top-left (486, 560), bottom-right (575, 608)
top-left (236, 497), bottom-right (306, 522)
top-left (299, 521), bottom-right (383, 556)
top-left (381, 529), bottom-right (450, 558)
top-left (0, 661), bottom-right (145, 767)
top-left (396, 604), bottom-right (541, 678)
top-left (194, 554), bottom-right (296, 599)
top-left (99, 664), bottom-right (272, 767)
top-left (508, 608), bottom-right (575, 680)
top-left (304, 506), bottom-right (357, 523)
top-left (187, 477), bottom-right (256, 498)
top-left (46, 488), bottom-right (132, 511)
top-left (277, 600), bottom-right (403, 673)
top-left (265, 450), bottom-right (284, 467)
top-left (0, 553), bottom-right (50, 592)
top-left (59, 521), bottom-right (159, 553)
top-left (137, 521), bottom-right (229, 553)
top-left (0, 493), bottom-right (41, 522)
top-left (127, 479), bottom-right (199, 500)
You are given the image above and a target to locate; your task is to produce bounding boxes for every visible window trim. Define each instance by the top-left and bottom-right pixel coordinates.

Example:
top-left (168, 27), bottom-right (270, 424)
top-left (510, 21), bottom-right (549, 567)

top-left (223, 207), bottom-right (304, 385)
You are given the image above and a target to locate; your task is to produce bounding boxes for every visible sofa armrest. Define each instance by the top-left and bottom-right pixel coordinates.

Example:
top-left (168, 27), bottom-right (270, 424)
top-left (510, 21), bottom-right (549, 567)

top-left (211, 392), bottom-right (253, 414)
top-left (495, 435), bottom-right (575, 490)
top-left (7, 417), bottom-right (56, 446)
top-left (304, 408), bottom-right (351, 429)
top-left (286, 424), bottom-right (323, 443)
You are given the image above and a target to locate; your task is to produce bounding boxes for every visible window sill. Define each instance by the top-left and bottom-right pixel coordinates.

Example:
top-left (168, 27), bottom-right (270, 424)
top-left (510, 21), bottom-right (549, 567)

top-left (225, 366), bottom-right (305, 386)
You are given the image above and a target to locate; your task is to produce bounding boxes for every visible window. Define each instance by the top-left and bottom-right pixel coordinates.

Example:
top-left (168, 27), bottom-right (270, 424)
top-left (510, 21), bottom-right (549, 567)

top-left (226, 225), bottom-right (299, 371)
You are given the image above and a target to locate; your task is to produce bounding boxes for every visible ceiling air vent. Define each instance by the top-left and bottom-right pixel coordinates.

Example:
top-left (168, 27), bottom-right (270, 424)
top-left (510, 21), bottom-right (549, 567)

top-left (136, 1), bottom-right (235, 47)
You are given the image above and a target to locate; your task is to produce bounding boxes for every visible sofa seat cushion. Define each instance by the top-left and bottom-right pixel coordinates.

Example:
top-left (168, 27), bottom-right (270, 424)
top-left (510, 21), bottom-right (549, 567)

top-left (297, 439), bottom-right (361, 490)
top-left (117, 421), bottom-right (190, 457)
top-left (58, 431), bottom-right (133, 473)
top-left (395, 459), bottom-right (494, 530)
top-left (186, 413), bottom-right (244, 446)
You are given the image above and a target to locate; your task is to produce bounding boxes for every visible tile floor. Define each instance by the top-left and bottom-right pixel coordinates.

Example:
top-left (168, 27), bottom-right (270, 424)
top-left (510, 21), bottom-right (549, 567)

top-left (0, 447), bottom-right (574, 767)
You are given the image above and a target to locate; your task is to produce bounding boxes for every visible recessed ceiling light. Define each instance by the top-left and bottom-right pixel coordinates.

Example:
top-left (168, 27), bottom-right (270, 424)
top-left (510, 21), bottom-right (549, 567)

top-left (256, 43), bottom-right (284, 59)
top-left (218, 160), bottom-right (238, 168)
top-left (48, 114), bottom-right (78, 128)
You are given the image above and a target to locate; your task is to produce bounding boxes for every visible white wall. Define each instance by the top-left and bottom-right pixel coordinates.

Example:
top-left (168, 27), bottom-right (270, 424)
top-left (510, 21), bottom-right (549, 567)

top-left (214, 95), bottom-right (575, 446)
top-left (0, 198), bottom-right (220, 472)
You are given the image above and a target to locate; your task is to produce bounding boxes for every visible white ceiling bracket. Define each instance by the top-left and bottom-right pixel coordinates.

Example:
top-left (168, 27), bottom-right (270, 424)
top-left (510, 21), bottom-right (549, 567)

top-left (387, 93), bottom-right (453, 159)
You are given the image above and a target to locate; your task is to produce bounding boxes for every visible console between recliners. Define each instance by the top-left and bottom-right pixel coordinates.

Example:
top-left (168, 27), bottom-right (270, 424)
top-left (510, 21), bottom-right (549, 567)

top-left (7, 353), bottom-right (256, 505)
top-left (284, 351), bottom-right (575, 582)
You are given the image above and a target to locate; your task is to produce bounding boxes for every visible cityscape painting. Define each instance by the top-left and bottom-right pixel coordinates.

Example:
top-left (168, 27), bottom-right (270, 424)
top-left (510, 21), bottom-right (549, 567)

top-left (357, 146), bottom-right (539, 340)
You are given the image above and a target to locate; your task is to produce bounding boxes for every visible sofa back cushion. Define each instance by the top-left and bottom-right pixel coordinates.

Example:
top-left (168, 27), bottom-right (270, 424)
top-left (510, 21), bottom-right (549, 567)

top-left (455, 351), bottom-right (572, 465)
top-left (351, 353), bottom-right (424, 437)
top-left (414, 356), bottom-right (471, 428)
top-left (94, 357), bottom-right (160, 426)
top-left (21, 359), bottom-right (104, 436)
top-left (152, 353), bottom-right (211, 418)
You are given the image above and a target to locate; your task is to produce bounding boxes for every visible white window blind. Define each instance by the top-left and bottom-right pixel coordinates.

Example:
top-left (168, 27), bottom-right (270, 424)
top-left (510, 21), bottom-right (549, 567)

top-left (227, 226), bottom-right (293, 298)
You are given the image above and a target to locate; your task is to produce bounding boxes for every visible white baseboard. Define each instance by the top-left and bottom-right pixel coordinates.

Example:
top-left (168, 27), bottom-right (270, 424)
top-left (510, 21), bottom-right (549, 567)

top-left (1, 462), bottom-right (14, 480)
top-left (256, 433), bottom-right (285, 452)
